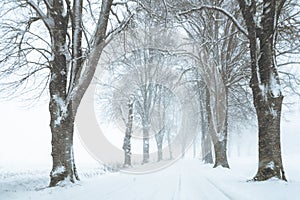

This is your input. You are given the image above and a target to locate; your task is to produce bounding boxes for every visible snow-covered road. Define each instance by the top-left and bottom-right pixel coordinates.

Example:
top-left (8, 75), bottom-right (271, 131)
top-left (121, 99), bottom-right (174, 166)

top-left (93, 160), bottom-right (232, 200)
top-left (1, 158), bottom-right (299, 200)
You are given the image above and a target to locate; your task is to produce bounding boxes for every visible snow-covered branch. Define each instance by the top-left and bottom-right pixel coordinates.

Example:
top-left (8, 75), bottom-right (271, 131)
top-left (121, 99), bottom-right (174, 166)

top-left (179, 5), bottom-right (249, 38)
top-left (25, 0), bottom-right (54, 29)
top-left (42, 0), bottom-right (52, 10)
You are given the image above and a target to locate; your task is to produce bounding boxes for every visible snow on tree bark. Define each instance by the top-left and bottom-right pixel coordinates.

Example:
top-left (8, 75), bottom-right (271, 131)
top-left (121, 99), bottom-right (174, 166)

top-left (237, 0), bottom-right (287, 181)
top-left (47, 0), bottom-right (78, 186)
top-left (199, 50), bottom-right (229, 168)
top-left (123, 97), bottom-right (134, 167)
top-left (47, 0), bottom-right (113, 186)
top-left (206, 87), bottom-right (229, 168)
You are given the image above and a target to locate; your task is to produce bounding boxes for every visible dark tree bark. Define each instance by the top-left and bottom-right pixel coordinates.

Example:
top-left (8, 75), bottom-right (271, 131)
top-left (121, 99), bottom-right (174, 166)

top-left (6, 0), bottom-right (116, 187)
top-left (123, 98), bottom-right (134, 167)
top-left (69, 0), bottom-right (83, 93)
top-left (47, 0), bottom-right (113, 186)
top-left (48, 0), bottom-right (77, 186)
top-left (49, 103), bottom-right (77, 186)
top-left (237, 0), bottom-right (287, 181)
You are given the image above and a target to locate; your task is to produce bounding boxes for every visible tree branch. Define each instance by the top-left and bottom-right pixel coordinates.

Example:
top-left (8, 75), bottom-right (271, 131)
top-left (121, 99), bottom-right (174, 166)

top-left (179, 5), bottom-right (249, 37)
top-left (42, 0), bottom-right (52, 10)
top-left (26, 0), bottom-right (54, 29)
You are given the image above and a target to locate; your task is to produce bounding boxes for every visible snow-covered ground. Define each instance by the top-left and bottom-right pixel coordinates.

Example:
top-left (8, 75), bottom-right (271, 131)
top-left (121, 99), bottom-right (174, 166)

top-left (1, 156), bottom-right (300, 200)
top-left (1, 102), bottom-right (300, 199)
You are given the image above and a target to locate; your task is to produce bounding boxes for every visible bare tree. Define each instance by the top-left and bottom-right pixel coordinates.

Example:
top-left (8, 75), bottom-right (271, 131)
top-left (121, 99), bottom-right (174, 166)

top-left (237, 0), bottom-right (287, 181)
top-left (179, 0), bottom-right (291, 180)
top-left (201, 88), bottom-right (213, 163)
top-left (0, 0), bottom-right (132, 186)
top-left (95, 15), bottom-right (188, 163)
top-left (178, 0), bottom-right (250, 168)
top-left (152, 85), bottom-right (177, 161)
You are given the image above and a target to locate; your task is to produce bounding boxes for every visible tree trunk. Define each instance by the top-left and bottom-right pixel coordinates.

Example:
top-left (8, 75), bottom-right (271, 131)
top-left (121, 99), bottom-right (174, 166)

top-left (157, 144), bottom-right (163, 161)
top-left (254, 92), bottom-right (285, 180)
top-left (213, 86), bottom-right (229, 168)
top-left (35, 0), bottom-right (112, 187)
top-left (181, 142), bottom-right (186, 158)
top-left (48, 49), bottom-right (79, 186)
top-left (143, 126), bottom-right (150, 164)
top-left (253, 36), bottom-right (285, 180)
top-left (237, 0), bottom-right (286, 181)
top-left (155, 128), bottom-right (164, 162)
top-left (200, 89), bottom-right (213, 164)
top-left (49, 103), bottom-right (77, 186)
top-left (213, 140), bottom-right (229, 168)
top-left (202, 133), bottom-right (213, 164)
top-left (167, 130), bottom-right (173, 160)
top-left (206, 88), bottom-right (229, 168)
top-left (69, 0), bottom-right (83, 93)
top-left (48, 2), bottom-right (79, 186)
top-left (123, 99), bottom-right (134, 167)
top-left (252, 45), bottom-right (286, 180)
top-left (254, 1), bottom-right (285, 180)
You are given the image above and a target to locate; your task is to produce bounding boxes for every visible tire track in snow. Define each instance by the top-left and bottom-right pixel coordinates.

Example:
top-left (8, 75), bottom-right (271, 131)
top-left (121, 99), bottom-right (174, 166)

top-left (204, 177), bottom-right (234, 200)
top-left (178, 160), bottom-right (234, 200)
top-left (101, 176), bottom-right (135, 200)
top-left (171, 173), bottom-right (182, 200)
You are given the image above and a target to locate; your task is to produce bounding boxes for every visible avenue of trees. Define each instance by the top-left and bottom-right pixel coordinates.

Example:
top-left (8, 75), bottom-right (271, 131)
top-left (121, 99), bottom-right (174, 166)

top-left (1, 0), bottom-right (300, 186)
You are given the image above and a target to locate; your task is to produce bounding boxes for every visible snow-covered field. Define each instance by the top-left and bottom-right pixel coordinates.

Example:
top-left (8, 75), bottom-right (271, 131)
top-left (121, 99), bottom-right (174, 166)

top-left (1, 156), bottom-right (300, 200)
top-left (1, 102), bottom-right (300, 199)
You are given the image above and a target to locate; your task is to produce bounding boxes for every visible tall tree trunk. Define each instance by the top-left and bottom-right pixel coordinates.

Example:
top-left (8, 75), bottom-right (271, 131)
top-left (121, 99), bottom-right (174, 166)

top-left (254, 89), bottom-right (285, 180)
top-left (206, 88), bottom-right (229, 168)
top-left (48, 1), bottom-right (79, 186)
top-left (48, 38), bottom-right (78, 186)
top-left (69, 0), bottom-right (83, 93)
top-left (155, 86), bottom-right (165, 162)
top-left (201, 88), bottom-right (213, 164)
top-left (213, 86), bottom-right (229, 168)
top-left (123, 99), bottom-right (134, 167)
top-left (213, 140), bottom-right (229, 168)
top-left (253, 0), bottom-right (286, 181)
top-left (238, 0), bottom-right (286, 181)
top-left (155, 127), bottom-right (164, 162)
top-left (143, 126), bottom-right (150, 164)
top-left (167, 130), bottom-right (173, 159)
top-left (49, 103), bottom-right (76, 186)
top-left (201, 132), bottom-right (213, 164)
top-left (27, 0), bottom-right (113, 187)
